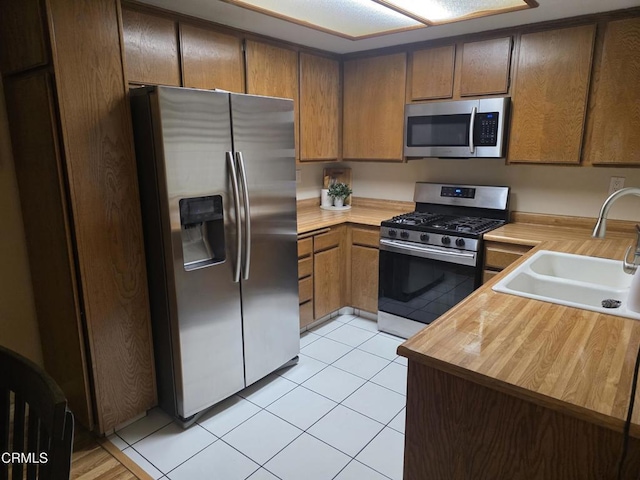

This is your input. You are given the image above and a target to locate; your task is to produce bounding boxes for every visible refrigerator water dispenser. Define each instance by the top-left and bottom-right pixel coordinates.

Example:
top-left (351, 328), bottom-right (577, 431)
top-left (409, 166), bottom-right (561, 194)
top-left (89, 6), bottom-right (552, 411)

top-left (179, 196), bottom-right (225, 270)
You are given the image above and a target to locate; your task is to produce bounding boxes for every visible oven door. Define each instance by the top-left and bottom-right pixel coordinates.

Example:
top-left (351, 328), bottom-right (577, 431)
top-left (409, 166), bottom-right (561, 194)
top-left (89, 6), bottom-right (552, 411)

top-left (378, 239), bottom-right (480, 338)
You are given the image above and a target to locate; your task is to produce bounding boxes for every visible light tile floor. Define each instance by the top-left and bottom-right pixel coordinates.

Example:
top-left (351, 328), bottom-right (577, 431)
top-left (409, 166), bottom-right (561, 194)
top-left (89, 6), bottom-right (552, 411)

top-left (108, 314), bottom-right (407, 480)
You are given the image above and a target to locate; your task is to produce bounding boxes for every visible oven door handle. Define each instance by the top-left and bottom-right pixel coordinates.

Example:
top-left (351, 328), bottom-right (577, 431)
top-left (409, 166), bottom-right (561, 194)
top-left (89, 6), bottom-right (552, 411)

top-left (380, 239), bottom-right (474, 258)
top-left (379, 238), bottom-right (477, 267)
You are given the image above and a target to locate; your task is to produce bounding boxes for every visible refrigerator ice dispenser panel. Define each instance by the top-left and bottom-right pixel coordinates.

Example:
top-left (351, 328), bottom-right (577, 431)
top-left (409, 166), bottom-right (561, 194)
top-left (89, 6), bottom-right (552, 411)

top-left (179, 195), bottom-right (226, 270)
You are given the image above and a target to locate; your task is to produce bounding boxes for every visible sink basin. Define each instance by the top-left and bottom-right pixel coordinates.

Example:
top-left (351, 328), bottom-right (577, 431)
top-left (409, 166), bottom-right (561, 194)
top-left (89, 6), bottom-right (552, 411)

top-left (528, 251), bottom-right (631, 289)
top-left (492, 250), bottom-right (640, 321)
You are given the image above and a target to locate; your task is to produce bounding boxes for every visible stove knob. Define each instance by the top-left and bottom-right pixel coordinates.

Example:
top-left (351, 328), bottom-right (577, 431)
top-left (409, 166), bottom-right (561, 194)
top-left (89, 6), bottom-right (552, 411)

top-left (420, 233), bottom-right (429, 242)
top-left (388, 229), bottom-right (397, 238)
top-left (400, 231), bottom-right (409, 239)
top-left (441, 236), bottom-right (451, 245)
top-left (455, 238), bottom-right (465, 247)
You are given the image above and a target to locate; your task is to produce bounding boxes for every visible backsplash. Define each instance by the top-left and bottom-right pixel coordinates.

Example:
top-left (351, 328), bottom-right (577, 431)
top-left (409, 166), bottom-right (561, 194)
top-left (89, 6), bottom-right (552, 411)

top-left (297, 160), bottom-right (640, 221)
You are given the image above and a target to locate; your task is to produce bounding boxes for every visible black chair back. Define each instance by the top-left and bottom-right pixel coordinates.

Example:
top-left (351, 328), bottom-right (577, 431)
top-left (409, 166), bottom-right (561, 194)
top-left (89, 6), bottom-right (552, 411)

top-left (0, 345), bottom-right (73, 480)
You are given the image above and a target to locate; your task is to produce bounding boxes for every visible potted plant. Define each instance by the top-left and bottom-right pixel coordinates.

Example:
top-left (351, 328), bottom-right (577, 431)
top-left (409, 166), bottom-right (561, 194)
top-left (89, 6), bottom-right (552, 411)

top-left (328, 182), bottom-right (353, 207)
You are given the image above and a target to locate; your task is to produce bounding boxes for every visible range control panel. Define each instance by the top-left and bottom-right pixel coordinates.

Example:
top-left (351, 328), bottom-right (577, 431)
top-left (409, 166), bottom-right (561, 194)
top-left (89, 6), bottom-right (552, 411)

top-left (474, 112), bottom-right (499, 146)
top-left (441, 186), bottom-right (476, 199)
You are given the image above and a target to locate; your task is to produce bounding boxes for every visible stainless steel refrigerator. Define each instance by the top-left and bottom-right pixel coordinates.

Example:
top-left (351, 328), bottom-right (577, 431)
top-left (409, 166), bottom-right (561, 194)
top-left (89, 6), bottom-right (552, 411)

top-left (130, 86), bottom-right (299, 425)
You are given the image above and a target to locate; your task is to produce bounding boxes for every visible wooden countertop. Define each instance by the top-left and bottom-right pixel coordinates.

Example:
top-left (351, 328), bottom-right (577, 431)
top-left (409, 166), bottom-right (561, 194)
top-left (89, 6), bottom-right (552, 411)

top-left (297, 199), bottom-right (411, 234)
top-left (485, 222), bottom-right (635, 246)
top-left (398, 238), bottom-right (640, 437)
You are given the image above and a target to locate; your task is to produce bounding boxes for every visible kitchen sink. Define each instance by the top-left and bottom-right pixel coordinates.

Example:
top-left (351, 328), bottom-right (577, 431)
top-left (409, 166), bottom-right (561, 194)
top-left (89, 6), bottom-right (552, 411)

top-left (492, 250), bottom-right (640, 320)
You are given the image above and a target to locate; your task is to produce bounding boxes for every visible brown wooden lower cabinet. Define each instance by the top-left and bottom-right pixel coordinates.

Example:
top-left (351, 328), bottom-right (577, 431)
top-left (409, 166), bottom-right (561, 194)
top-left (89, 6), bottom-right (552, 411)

top-left (483, 240), bottom-right (533, 283)
top-left (299, 301), bottom-right (314, 328)
top-left (350, 226), bottom-right (380, 314)
top-left (298, 224), bottom-right (379, 326)
top-left (297, 237), bottom-right (314, 329)
top-left (314, 246), bottom-right (342, 319)
top-left (404, 361), bottom-right (640, 479)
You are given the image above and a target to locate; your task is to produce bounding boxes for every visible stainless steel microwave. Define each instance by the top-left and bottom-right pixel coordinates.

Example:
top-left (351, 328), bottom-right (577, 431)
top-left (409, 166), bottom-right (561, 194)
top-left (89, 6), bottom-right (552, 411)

top-left (404, 97), bottom-right (510, 159)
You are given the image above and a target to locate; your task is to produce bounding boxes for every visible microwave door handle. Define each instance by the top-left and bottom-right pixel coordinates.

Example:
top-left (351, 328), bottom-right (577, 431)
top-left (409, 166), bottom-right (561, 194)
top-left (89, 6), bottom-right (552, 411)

top-left (235, 151), bottom-right (251, 281)
top-left (469, 106), bottom-right (477, 154)
top-left (227, 151), bottom-right (242, 283)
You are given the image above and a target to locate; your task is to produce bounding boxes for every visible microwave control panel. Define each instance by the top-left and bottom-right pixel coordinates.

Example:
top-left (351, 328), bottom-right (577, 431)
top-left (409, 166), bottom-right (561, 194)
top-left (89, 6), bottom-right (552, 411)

top-left (474, 112), bottom-right (499, 146)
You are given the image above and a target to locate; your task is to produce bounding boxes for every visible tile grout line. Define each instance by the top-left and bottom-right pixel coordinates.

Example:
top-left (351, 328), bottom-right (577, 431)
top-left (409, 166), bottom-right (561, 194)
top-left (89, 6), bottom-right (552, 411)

top-left (116, 315), bottom-right (405, 479)
top-left (131, 426), bottom-right (218, 477)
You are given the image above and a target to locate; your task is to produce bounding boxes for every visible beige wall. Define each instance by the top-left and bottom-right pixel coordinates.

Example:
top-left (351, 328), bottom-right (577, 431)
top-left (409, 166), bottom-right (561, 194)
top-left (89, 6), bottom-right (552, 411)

top-left (0, 77), bottom-right (43, 365)
top-left (298, 160), bottom-right (640, 221)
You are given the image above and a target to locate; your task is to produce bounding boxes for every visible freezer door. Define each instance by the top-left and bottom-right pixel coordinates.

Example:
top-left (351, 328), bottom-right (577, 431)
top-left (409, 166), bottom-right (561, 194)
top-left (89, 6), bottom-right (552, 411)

top-left (230, 93), bottom-right (300, 386)
top-left (155, 86), bottom-right (245, 418)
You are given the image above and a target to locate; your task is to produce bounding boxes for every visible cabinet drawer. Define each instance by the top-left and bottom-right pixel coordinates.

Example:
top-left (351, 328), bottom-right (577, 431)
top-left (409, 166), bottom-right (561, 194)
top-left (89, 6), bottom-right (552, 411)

top-left (352, 227), bottom-right (379, 248)
top-left (298, 257), bottom-right (312, 279)
top-left (298, 238), bottom-right (312, 258)
top-left (299, 301), bottom-right (314, 328)
top-left (314, 230), bottom-right (340, 252)
top-left (484, 242), bottom-right (532, 269)
top-left (299, 277), bottom-right (313, 304)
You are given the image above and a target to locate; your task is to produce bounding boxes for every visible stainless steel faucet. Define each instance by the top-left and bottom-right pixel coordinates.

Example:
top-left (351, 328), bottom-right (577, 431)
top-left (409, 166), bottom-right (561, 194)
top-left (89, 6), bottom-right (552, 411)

top-left (592, 187), bottom-right (640, 274)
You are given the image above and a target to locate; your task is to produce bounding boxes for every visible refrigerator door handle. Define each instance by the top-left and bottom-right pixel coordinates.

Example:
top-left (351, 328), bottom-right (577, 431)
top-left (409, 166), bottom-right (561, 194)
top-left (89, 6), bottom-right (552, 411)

top-left (236, 151), bottom-right (251, 280)
top-left (227, 151), bottom-right (242, 283)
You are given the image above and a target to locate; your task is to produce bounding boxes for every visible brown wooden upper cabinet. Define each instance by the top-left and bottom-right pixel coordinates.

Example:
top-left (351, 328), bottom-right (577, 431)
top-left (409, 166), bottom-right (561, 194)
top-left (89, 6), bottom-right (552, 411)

top-left (180, 23), bottom-right (244, 93)
top-left (409, 37), bottom-right (512, 101)
top-left (0, 0), bottom-right (49, 74)
top-left (343, 53), bottom-right (407, 161)
top-left (584, 18), bottom-right (640, 166)
top-left (459, 37), bottom-right (512, 97)
top-left (121, 8), bottom-right (181, 86)
top-left (410, 45), bottom-right (456, 101)
top-left (299, 52), bottom-right (340, 162)
top-left (508, 25), bottom-right (596, 164)
top-left (245, 40), bottom-right (299, 160)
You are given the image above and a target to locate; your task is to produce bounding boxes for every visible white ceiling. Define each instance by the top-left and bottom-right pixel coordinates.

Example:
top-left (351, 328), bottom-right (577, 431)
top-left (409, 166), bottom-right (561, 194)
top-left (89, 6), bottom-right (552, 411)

top-left (137, 0), bottom-right (640, 53)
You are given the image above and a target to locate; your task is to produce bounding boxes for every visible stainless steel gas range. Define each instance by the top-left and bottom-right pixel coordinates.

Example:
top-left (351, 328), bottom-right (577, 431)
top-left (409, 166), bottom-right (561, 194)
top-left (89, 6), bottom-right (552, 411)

top-left (378, 183), bottom-right (510, 339)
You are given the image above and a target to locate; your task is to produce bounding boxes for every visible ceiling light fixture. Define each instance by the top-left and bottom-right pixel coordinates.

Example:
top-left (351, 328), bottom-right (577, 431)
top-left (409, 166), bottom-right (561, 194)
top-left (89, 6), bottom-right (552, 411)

top-left (374, 0), bottom-right (538, 25)
top-left (221, 0), bottom-right (539, 39)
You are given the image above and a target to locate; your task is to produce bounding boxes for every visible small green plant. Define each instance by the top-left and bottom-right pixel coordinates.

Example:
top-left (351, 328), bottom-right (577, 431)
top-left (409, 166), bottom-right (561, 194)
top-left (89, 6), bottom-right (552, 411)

top-left (327, 182), bottom-right (353, 200)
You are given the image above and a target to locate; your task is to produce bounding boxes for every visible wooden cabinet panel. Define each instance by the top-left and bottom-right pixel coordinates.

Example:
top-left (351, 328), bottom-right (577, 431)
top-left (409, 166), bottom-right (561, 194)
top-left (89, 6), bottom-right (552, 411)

top-left (482, 269), bottom-right (499, 284)
top-left (299, 52), bottom-right (340, 161)
top-left (49, 0), bottom-right (156, 432)
top-left (314, 229), bottom-right (341, 252)
top-left (299, 277), bottom-right (313, 304)
top-left (298, 257), bottom-right (313, 279)
top-left (351, 245), bottom-right (379, 313)
top-left (484, 241), bottom-right (532, 270)
top-left (245, 40), bottom-right (299, 159)
top-left (343, 53), bottom-right (406, 161)
top-left (508, 25), bottom-right (595, 164)
top-left (122, 8), bottom-right (180, 86)
top-left (352, 227), bottom-right (379, 248)
top-left (4, 72), bottom-right (92, 428)
top-left (410, 46), bottom-right (455, 101)
top-left (585, 18), bottom-right (640, 165)
top-left (314, 247), bottom-right (342, 319)
top-left (298, 238), bottom-right (313, 258)
top-left (299, 301), bottom-right (314, 329)
top-left (460, 37), bottom-right (512, 96)
top-left (180, 23), bottom-right (244, 93)
top-left (0, 0), bottom-right (48, 74)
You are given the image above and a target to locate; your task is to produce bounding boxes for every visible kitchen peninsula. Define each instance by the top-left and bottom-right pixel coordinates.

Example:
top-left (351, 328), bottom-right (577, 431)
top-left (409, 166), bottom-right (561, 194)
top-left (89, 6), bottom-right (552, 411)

top-left (398, 238), bottom-right (640, 479)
